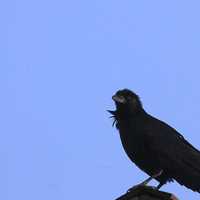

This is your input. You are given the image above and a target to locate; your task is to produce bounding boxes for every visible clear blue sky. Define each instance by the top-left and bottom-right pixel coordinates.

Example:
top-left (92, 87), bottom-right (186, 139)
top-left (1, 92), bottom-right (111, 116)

top-left (2, 0), bottom-right (200, 199)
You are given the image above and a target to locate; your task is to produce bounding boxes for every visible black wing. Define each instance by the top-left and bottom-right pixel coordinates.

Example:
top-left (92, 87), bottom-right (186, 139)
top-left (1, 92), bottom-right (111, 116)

top-left (145, 116), bottom-right (200, 192)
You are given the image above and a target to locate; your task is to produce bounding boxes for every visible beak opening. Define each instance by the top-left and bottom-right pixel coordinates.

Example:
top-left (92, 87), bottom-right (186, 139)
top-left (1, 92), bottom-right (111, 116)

top-left (112, 95), bottom-right (126, 104)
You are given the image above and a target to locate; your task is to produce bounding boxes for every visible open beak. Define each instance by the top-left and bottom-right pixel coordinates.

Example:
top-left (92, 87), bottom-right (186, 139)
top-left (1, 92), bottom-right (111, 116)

top-left (112, 95), bottom-right (126, 104)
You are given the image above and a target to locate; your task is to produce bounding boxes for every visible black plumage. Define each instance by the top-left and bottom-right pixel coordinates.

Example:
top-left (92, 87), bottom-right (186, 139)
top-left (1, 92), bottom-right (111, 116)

top-left (109, 89), bottom-right (200, 192)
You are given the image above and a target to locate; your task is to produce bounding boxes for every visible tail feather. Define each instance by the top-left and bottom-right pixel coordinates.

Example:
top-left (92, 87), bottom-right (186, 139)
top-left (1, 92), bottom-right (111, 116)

top-left (173, 156), bottom-right (200, 192)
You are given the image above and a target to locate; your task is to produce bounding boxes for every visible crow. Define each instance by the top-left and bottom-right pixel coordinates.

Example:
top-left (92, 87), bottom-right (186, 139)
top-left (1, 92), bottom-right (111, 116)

top-left (108, 88), bottom-right (200, 192)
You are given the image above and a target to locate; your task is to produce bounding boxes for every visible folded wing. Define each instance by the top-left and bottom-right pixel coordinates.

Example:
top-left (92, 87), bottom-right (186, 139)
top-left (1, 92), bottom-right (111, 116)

top-left (146, 117), bottom-right (200, 192)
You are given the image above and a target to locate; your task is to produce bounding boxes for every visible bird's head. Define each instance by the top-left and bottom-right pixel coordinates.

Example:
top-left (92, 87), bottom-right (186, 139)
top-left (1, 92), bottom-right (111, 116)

top-left (111, 89), bottom-right (143, 116)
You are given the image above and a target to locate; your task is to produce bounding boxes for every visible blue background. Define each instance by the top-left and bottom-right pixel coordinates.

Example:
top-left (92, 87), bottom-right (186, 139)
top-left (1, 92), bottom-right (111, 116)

top-left (2, 0), bottom-right (200, 199)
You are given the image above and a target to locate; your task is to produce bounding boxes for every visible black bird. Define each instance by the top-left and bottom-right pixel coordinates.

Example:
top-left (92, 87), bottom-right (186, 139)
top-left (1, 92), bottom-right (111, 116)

top-left (108, 89), bottom-right (200, 192)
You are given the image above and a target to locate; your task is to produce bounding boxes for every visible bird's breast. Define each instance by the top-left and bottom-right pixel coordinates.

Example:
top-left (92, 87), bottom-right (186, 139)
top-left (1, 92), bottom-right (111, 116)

top-left (118, 119), bottom-right (158, 174)
top-left (118, 120), bottom-right (145, 160)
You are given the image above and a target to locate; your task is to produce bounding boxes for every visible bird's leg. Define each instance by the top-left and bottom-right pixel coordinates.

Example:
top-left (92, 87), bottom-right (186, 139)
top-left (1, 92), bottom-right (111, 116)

top-left (156, 182), bottom-right (164, 190)
top-left (127, 170), bottom-right (163, 192)
top-left (140, 176), bottom-right (154, 185)
top-left (127, 177), bottom-right (153, 193)
top-left (140, 170), bottom-right (163, 186)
